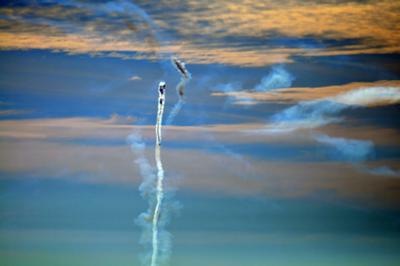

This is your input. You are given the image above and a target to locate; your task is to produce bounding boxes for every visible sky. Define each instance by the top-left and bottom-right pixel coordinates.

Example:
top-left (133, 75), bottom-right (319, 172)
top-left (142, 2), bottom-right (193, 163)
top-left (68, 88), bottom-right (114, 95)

top-left (0, 1), bottom-right (400, 266)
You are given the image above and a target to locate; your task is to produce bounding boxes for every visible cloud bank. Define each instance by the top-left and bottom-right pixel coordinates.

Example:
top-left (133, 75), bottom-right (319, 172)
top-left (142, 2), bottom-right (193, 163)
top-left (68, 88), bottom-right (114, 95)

top-left (245, 82), bottom-right (400, 176)
top-left (213, 80), bottom-right (400, 105)
top-left (268, 86), bottom-right (400, 132)
top-left (0, 0), bottom-right (399, 66)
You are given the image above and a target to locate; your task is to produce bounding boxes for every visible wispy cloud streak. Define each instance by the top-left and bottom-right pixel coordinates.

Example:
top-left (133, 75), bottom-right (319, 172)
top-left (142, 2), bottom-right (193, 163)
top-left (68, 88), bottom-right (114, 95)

top-left (213, 65), bottom-right (294, 105)
top-left (250, 85), bottom-right (400, 176)
top-left (254, 65), bottom-right (294, 92)
top-left (267, 86), bottom-right (400, 133)
top-left (316, 134), bottom-right (374, 162)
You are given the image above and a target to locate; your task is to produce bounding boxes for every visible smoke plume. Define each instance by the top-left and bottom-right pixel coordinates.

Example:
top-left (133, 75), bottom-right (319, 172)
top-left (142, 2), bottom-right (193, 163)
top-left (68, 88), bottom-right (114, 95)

top-left (166, 58), bottom-right (191, 125)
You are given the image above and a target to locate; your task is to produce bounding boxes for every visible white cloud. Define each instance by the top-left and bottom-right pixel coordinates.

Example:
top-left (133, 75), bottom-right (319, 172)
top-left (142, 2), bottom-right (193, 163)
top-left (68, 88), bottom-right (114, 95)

top-left (333, 87), bottom-right (400, 107)
top-left (254, 66), bottom-right (294, 92)
top-left (129, 75), bottom-right (142, 81)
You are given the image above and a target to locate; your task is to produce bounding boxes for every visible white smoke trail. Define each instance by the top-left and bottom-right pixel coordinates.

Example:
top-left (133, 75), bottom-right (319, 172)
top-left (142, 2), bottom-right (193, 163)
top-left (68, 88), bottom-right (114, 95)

top-left (128, 133), bottom-right (156, 197)
top-left (128, 81), bottom-right (173, 266)
top-left (151, 144), bottom-right (165, 266)
top-left (128, 132), bottom-right (172, 266)
top-left (151, 80), bottom-right (170, 266)
top-left (166, 98), bottom-right (184, 125)
top-left (166, 57), bottom-right (191, 125)
top-left (156, 82), bottom-right (166, 145)
top-left (127, 132), bottom-right (157, 264)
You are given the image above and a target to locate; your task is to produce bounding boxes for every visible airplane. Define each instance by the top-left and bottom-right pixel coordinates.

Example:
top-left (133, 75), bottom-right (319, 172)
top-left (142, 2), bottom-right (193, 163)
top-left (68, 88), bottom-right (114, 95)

top-left (172, 57), bottom-right (189, 79)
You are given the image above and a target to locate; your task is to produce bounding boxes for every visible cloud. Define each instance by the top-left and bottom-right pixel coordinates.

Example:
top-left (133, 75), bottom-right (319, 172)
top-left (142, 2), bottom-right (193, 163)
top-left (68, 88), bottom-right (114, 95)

top-left (254, 65), bottom-right (294, 92)
top-left (315, 134), bottom-right (399, 177)
top-left (0, 115), bottom-right (136, 141)
top-left (333, 86), bottom-right (400, 107)
top-left (212, 82), bottom-right (252, 105)
top-left (129, 75), bottom-right (142, 81)
top-left (0, 116), bottom-right (399, 206)
top-left (212, 80), bottom-right (400, 105)
top-left (107, 113), bottom-right (135, 125)
top-left (316, 134), bottom-right (374, 162)
top-left (0, 1), bottom-right (399, 66)
top-left (367, 166), bottom-right (400, 177)
top-left (154, 0), bottom-right (400, 57)
top-left (266, 100), bottom-right (345, 132)
top-left (0, 109), bottom-right (31, 116)
top-left (1, 135), bottom-right (399, 207)
top-left (213, 65), bottom-right (294, 105)
top-left (267, 85), bottom-right (400, 132)
top-left (241, 81), bottom-right (400, 176)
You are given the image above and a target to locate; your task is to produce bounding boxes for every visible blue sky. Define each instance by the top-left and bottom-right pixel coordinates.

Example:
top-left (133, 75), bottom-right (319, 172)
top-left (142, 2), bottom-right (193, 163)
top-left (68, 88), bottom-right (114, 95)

top-left (0, 1), bottom-right (400, 266)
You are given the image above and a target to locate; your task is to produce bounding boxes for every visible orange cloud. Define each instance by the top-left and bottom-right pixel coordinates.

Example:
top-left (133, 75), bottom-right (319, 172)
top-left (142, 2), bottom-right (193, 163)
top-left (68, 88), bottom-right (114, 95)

top-left (1, 115), bottom-right (399, 206)
top-left (212, 80), bottom-right (400, 105)
top-left (1, 134), bottom-right (399, 207)
top-left (0, 1), bottom-right (398, 66)
top-left (0, 109), bottom-right (31, 116)
top-left (1, 116), bottom-right (399, 147)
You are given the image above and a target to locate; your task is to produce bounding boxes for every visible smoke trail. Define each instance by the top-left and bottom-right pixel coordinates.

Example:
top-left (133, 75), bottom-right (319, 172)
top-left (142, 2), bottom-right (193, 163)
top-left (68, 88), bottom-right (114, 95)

top-left (156, 82), bottom-right (166, 145)
top-left (128, 132), bottom-right (173, 266)
top-left (128, 81), bottom-right (174, 266)
top-left (127, 132), bottom-right (157, 264)
top-left (151, 144), bottom-right (165, 266)
top-left (165, 98), bottom-right (184, 125)
top-left (166, 57), bottom-right (191, 125)
top-left (151, 81), bottom-right (171, 266)
top-left (128, 133), bottom-right (156, 197)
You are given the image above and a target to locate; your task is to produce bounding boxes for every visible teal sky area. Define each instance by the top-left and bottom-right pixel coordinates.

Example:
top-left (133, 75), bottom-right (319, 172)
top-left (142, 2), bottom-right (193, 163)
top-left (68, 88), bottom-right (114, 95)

top-left (0, 1), bottom-right (400, 266)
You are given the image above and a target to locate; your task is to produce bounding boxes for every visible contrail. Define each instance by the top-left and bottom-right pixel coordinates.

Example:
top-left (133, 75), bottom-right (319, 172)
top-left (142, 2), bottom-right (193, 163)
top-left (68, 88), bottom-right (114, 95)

top-left (166, 57), bottom-right (191, 125)
top-left (128, 131), bottom-right (173, 266)
top-left (151, 144), bottom-right (165, 266)
top-left (151, 80), bottom-right (167, 266)
top-left (156, 81), bottom-right (166, 145)
top-left (128, 81), bottom-right (171, 266)
top-left (165, 98), bottom-right (184, 126)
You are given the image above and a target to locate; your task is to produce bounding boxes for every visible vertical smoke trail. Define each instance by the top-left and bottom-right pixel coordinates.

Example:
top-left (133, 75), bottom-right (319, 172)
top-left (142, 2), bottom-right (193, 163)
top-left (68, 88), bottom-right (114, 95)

top-left (151, 80), bottom-right (167, 266)
top-left (156, 81), bottom-right (166, 145)
top-left (129, 81), bottom-right (173, 266)
top-left (166, 57), bottom-right (191, 125)
top-left (151, 80), bottom-right (173, 266)
top-left (129, 131), bottom-right (173, 266)
top-left (151, 144), bottom-right (164, 266)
